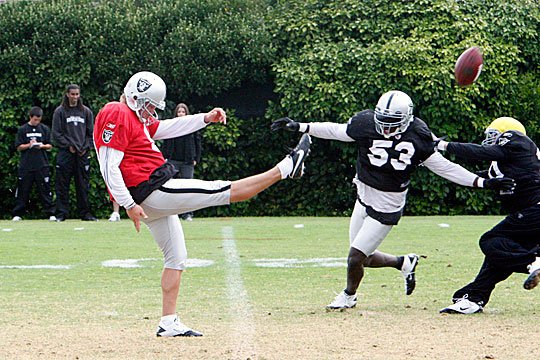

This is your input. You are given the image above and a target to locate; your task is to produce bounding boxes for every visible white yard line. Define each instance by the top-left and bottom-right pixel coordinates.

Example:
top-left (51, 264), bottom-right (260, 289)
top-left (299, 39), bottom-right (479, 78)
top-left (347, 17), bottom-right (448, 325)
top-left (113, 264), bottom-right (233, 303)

top-left (222, 226), bottom-right (257, 358)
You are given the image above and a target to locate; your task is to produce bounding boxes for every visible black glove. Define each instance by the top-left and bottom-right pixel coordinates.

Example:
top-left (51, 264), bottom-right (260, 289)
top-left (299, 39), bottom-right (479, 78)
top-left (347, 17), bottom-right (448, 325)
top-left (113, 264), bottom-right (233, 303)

top-left (483, 177), bottom-right (516, 192)
top-left (271, 117), bottom-right (300, 132)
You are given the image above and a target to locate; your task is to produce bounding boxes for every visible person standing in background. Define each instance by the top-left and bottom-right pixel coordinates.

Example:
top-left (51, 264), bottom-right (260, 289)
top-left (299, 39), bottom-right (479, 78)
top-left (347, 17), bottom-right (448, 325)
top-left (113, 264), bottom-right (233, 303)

top-left (12, 106), bottom-right (56, 221)
top-left (52, 84), bottom-right (97, 222)
top-left (161, 103), bottom-right (201, 221)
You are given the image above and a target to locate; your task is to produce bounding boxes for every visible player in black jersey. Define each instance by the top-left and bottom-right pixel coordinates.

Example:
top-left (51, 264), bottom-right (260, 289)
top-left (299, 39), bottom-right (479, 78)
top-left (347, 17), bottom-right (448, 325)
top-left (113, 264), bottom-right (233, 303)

top-left (272, 90), bottom-right (514, 310)
top-left (437, 117), bottom-right (540, 314)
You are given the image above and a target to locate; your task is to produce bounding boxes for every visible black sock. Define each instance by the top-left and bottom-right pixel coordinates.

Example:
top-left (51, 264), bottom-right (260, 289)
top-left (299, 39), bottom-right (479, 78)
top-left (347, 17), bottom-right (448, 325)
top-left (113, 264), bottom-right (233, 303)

top-left (343, 289), bottom-right (355, 296)
top-left (396, 256), bottom-right (404, 270)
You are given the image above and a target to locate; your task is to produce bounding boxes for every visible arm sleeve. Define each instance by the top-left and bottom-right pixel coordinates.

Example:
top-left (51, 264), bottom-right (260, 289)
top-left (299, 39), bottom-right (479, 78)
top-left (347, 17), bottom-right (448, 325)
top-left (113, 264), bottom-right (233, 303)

top-left (51, 109), bottom-right (70, 148)
top-left (96, 146), bottom-right (136, 209)
top-left (423, 151), bottom-right (484, 188)
top-left (299, 122), bottom-right (355, 142)
top-left (446, 142), bottom-right (506, 161)
top-left (152, 114), bottom-right (208, 140)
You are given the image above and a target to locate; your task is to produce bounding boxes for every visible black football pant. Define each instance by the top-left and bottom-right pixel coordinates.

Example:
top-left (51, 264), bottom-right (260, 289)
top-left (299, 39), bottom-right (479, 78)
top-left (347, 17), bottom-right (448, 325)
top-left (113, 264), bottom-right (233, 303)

top-left (452, 204), bottom-right (540, 305)
top-left (55, 149), bottom-right (92, 219)
top-left (12, 167), bottom-right (55, 217)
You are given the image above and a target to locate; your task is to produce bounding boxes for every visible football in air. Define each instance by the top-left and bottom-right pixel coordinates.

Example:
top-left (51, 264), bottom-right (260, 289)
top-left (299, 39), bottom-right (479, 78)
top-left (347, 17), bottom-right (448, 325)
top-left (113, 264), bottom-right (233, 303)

top-left (454, 46), bottom-right (483, 87)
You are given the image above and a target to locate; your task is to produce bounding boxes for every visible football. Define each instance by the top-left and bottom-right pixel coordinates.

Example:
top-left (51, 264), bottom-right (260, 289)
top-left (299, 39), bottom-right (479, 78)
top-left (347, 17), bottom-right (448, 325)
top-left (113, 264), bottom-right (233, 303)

top-left (454, 46), bottom-right (483, 86)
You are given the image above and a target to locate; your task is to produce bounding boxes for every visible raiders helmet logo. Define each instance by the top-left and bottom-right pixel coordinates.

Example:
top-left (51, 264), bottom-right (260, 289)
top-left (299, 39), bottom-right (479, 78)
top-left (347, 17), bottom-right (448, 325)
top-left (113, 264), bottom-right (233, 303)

top-left (102, 129), bottom-right (114, 143)
top-left (137, 78), bottom-right (152, 92)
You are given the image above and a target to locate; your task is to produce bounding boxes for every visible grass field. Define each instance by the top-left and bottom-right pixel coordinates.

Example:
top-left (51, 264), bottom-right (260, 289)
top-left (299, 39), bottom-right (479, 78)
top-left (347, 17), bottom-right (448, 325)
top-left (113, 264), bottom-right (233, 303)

top-left (0, 216), bottom-right (538, 359)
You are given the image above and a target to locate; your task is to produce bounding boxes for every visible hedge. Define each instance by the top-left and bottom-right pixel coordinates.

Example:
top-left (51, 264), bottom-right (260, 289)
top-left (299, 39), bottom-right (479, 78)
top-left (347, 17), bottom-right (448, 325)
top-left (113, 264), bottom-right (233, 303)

top-left (0, 0), bottom-right (538, 219)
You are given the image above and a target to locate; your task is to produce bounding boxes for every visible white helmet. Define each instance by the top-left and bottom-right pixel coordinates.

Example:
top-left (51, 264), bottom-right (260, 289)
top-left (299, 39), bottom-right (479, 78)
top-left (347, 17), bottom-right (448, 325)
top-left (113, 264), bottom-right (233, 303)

top-left (374, 90), bottom-right (414, 137)
top-left (123, 71), bottom-right (166, 121)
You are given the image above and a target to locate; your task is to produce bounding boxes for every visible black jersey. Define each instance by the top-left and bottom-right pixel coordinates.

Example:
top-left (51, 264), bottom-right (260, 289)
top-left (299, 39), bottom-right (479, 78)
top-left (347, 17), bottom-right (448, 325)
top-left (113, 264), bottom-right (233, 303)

top-left (345, 110), bottom-right (436, 192)
top-left (52, 105), bottom-right (94, 153)
top-left (15, 122), bottom-right (51, 171)
top-left (447, 130), bottom-right (540, 213)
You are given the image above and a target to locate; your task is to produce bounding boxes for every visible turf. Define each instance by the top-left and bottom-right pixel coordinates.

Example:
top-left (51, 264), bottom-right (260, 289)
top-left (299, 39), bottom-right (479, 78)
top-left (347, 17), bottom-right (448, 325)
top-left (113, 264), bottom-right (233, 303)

top-left (0, 216), bottom-right (538, 359)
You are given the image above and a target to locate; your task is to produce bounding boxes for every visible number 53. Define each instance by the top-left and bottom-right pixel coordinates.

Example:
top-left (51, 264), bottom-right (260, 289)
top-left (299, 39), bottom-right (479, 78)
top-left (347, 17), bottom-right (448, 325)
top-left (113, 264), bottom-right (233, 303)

top-left (367, 140), bottom-right (415, 170)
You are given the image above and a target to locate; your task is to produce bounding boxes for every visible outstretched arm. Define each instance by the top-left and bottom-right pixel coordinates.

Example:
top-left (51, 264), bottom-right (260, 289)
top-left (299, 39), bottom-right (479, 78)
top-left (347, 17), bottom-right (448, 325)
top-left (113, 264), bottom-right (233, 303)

top-left (423, 152), bottom-right (514, 191)
top-left (271, 117), bottom-right (354, 142)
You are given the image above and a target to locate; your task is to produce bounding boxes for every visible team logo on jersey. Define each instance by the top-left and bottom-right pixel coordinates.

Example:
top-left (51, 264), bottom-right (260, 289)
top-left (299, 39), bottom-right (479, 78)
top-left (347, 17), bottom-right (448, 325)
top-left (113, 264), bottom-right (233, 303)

top-left (106, 122), bottom-right (116, 129)
top-left (137, 78), bottom-right (152, 92)
top-left (102, 129), bottom-right (114, 143)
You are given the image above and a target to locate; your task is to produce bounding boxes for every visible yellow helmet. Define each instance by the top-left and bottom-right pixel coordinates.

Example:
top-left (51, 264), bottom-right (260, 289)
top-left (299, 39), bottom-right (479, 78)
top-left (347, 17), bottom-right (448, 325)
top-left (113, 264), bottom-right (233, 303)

top-left (482, 117), bottom-right (526, 145)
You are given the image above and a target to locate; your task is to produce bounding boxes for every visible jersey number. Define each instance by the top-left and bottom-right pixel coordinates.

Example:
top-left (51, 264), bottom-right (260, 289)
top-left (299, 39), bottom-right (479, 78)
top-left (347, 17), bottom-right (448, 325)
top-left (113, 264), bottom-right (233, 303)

top-left (368, 140), bottom-right (415, 170)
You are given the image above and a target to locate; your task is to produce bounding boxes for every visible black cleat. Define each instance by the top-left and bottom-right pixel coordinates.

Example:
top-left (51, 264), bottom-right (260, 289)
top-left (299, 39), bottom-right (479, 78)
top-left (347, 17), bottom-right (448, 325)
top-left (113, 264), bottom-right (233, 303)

top-left (289, 133), bottom-right (312, 179)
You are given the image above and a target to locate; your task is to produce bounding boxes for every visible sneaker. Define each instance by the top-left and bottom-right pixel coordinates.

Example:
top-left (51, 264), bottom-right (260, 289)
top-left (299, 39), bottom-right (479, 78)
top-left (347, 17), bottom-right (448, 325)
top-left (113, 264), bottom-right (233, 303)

top-left (289, 133), bottom-right (312, 179)
top-left (12, 216), bottom-right (22, 222)
top-left (108, 212), bottom-right (121, 222)
top-left (49, 216), bottom-right (57, 221)
top-left (440, 296), bottom-right (483, 314)
top-left (401, 254), bottom-right (419, 295)
top-left (156, 316), bottom-right (203, 337)
top-left (326, 290), bottom-right (357, 310)
top-left (185, 214), bottom-right (193, 222)
top-left (524, 257), bottom-right (540, 290)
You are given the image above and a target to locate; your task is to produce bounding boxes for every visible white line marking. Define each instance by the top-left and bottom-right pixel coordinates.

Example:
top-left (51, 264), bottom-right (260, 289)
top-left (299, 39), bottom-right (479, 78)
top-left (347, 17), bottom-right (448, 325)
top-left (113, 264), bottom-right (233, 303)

top-left (222, 226), bottom-right (257, 358)
top-left (253, 257), bottom-right (347, 268)
top-left (0, 265), bottom-right (71, 269)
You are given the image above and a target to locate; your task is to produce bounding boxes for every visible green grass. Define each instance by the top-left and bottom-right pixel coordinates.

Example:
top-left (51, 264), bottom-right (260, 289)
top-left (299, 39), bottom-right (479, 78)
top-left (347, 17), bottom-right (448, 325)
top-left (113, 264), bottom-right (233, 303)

top-left (0, 216), bottom-right (538, 359)
top-left (0, 215), bottom-right (535, 320)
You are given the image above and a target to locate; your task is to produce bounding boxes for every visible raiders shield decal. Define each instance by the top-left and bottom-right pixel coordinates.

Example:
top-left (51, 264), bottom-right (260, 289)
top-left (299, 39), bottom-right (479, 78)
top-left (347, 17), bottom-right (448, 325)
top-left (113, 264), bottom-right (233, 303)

top-left (137, 78), bottom-right (151, 92)
top-left (102, 129), bottom-right (114, 143)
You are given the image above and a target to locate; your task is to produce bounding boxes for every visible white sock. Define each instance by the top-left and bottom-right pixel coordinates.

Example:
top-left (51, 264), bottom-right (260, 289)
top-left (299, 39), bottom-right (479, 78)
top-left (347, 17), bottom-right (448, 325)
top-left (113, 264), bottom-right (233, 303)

top-left (161, 314), bottom-right (177, 326)
top-left (530, 257), bottom-right (540, 272)
top-left (276, 155), bottom-right (293, 179)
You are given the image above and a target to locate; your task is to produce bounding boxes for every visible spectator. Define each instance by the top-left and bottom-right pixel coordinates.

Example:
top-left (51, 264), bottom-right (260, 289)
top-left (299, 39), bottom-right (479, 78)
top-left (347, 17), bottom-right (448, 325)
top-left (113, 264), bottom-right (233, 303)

top-left (52, 84), bottom-right (97, 221)
top-left (161, 103), bottom-right (201, 221)
top-left (12, 106), bottom-right (56, 221)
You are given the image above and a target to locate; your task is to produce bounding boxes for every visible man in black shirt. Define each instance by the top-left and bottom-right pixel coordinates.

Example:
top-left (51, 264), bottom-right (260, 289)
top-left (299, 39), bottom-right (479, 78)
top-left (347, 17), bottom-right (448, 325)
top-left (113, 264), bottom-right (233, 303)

top-left (437, 117), bottom-right (540, 314)
top-left (272, 90), bottom-right (514, 310)
top-left (52, 84), bottom-right (97, 221)
top-left (12, 107), bottom-right (56, 221)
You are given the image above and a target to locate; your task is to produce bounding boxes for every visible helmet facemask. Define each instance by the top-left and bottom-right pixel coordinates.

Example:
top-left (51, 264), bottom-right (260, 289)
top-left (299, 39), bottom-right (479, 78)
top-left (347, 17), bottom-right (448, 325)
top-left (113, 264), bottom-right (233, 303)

top-left (481, 117), bottom-right (526, 146)
top-left (482, 129), bottom-right (502, 146)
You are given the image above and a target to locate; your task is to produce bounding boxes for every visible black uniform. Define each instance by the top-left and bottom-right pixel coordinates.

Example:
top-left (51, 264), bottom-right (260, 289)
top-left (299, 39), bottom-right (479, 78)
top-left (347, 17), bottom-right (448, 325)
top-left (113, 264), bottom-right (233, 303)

top-left (52, 105), bottom-right (94, 219)
top-left (345, 110), bottom-right (436, 224)
top-left (12, 122), bottom-right (55, 217)
top-left (446, 130), bottom-right (540, 305)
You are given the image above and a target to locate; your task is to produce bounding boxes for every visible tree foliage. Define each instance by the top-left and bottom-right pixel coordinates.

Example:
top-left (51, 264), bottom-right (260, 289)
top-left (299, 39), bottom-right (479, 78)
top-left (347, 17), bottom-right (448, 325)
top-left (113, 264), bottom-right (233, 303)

top-left (267, 0), bottom-right (539, 215)
top-left (0, 0), bottom-right (538, 218)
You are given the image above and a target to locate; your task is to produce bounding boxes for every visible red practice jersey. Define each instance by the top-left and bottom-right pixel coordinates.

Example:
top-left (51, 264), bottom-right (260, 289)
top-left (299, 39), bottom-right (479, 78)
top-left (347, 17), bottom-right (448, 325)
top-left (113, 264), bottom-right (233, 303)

top-left (93, 102), bottom-right (165, 188)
